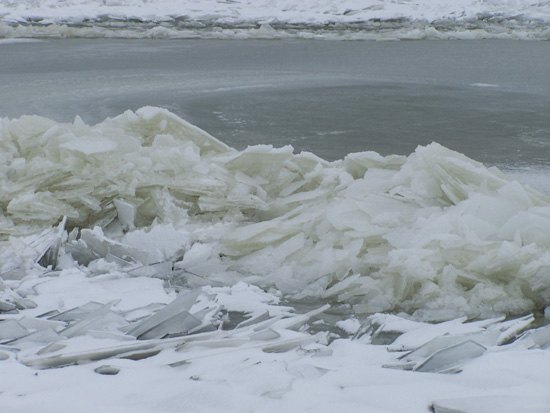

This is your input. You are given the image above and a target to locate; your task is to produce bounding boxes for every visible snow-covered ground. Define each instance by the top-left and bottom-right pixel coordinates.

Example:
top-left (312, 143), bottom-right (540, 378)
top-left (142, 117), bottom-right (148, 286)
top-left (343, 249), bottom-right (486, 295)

top-left (1, 0), bottom-right (550, 39)
top-left (1, 108), bottom-right (549, 412)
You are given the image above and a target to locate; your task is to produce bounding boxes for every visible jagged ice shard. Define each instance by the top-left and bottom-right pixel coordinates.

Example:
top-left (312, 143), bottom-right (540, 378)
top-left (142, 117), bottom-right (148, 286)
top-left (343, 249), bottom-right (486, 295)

top-left (1, 106), bottom-right (550, 321)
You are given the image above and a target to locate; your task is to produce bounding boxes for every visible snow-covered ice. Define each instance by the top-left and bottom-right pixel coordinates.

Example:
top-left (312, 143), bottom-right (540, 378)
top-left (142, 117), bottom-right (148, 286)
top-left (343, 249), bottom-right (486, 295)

top-left (1, 107), bottom-right (549, 412)
top-left (1, 0), bottom-right (550, 40)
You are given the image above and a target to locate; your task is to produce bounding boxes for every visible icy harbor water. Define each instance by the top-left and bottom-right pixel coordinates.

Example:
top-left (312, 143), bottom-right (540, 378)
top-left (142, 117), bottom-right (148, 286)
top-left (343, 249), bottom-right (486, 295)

top-left (1, 38), bottom-right (550, 412)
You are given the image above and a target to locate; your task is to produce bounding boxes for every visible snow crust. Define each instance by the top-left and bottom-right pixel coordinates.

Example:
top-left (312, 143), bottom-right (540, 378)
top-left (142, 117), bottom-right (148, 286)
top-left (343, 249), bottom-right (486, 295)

top-left (1, 107), bottom-right (550, 412)
top-left (1, 0), bottom-right (549, 40)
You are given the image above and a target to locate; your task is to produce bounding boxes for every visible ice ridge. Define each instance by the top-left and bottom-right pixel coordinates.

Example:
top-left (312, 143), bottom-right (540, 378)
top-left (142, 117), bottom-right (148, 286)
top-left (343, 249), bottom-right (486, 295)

top-left (1, 107), bottom-right (550, 320)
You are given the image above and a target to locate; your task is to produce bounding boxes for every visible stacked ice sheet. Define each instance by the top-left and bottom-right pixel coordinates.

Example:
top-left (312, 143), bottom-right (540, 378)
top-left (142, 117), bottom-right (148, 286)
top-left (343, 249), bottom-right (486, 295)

top-left (1, 107), bottom-right (550, 320)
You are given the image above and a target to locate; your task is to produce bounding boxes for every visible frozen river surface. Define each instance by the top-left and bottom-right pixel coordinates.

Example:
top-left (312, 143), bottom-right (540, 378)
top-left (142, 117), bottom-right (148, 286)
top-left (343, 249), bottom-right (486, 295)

top-left (1, 39), bottom-right (549, 171)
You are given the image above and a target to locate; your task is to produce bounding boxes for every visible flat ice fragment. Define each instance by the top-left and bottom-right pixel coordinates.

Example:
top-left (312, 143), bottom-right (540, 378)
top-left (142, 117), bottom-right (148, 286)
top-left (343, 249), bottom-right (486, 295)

top-left (127, 290), bottom-right (201, 339)
top-left (9, 328), bottom-right (63, 345)
top-left (0, 351), bottom-right (10, 360)
top-left (519, 324), bottom-right (550, 349)
top-left (0, 319), bottom-right (28, 341)
top-left (36, 342), bottom-right (67, 355)
top-left (135, 312), bottom-right (201, 340)
top-left (49, 301), bottom-right (105, 322)
top-left (60, 300), bottom-right (121, 338)
top-left (250, 329), bottom-right (281, 341)
top-left (414, 340), bottom-right (486, 373)
top-left (235, 311), bottom-right (271, 329)
top-left (36, 217), bottom-right (66, 269)
top-left (496, 314), bottom-right (534, 345)
top-left (18, 316), bottom-right (65, 331)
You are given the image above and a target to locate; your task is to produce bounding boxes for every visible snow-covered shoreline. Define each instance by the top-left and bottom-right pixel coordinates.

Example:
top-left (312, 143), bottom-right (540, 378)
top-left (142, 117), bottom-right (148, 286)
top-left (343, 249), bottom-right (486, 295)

top-left (1, 0), bottom-right (550, 40)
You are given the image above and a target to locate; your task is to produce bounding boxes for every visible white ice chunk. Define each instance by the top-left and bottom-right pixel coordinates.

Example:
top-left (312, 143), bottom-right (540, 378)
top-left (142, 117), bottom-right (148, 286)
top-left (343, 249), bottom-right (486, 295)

top-left (414, 340), bottom-right (486, 373)
top-left (114, 199), bottom-right (135, 231)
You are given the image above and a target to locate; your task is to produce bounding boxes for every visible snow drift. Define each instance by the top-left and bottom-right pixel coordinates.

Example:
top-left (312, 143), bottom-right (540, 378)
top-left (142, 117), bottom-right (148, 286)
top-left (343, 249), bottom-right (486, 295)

top-left (1, 107), bottom-right (550, 320)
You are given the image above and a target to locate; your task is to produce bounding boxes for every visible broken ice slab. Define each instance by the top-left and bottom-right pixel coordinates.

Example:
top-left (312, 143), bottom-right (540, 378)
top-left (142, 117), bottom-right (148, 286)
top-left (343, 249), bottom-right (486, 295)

top-left (235, 310), bottom-right (271, 329)
top-left (386, 316), bottom-right (502, 352)
top-left (74, 228), bottom-right (149, 266)
top-left (432, 395), bottom-right (550, 413)
top-left (127, 290), bottom-right (202, 339)
top-left (250, 329), bottom-right (281, 341)
top-left (413, 340), bottom-right (486, 373)
top-left (36, 342), bottom-right (67, 355)
top-left (0, 300), bottom-right (18, 313)
top-left (494, 314), bottom-right (535, 345)
top-left (20, 305), bottom-right (329, 369)
top-left (134, 312), bottom-right (202, 340)
top-left (7, 191), bottom-right (79, 223)
top-left (13, 297), bottom-right (38, 310)
top-left (121, 303), bottom-right (166, 323)
top-left (37, 217), bottom-right (66, 269)
top-left (8, 328), bottom-right (63, 346)
top-left (60, 301), bottom-right (125, 339)
top-left (0, 319), bottom-right (29, 341)
top-left (20, 329), bottom-right (225, 369)
top-left (270, 304), bottom-right (330, 331)
top-left (49, 301), bottom-right (106, 322)
top-left (398, 330), bottom-right (500, 364)
top-left (18, 316), bottom-right (65, 331)
top-left (518, 323), bottom-right (550, 349)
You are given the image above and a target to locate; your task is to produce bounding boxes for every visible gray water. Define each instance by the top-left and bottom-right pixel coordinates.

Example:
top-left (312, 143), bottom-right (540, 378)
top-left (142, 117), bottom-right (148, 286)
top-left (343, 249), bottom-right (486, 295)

top-left (1, 39), bottom-right (549, 171)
